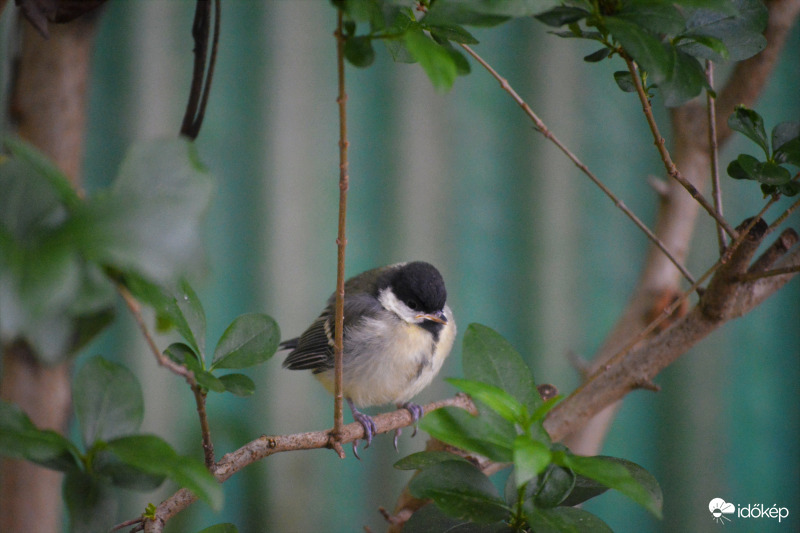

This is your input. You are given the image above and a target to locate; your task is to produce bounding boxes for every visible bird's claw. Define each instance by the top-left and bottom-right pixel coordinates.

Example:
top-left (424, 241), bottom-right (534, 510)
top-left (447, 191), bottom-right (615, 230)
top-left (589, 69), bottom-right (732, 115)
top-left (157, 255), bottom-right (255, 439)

top-left (393, 402), bottom-right (424, 451)
top-left (351, 409), bottom-right (377, 460)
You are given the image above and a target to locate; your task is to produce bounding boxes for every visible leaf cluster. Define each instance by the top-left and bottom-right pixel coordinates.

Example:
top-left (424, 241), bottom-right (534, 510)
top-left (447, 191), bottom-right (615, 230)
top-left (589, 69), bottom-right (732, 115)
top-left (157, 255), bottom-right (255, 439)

top-left (536, 0), bottom-right (767, 106)
top-left (125, 275), bottom-right (281, 397)
top-left (396, 324), bottom-right (662, 532)
top-left (0, 356), bottom-right (222, 533)
top-left (727, 106), bottom-right (800, 196)
top-left (0, 137), bottom-right (212, 363)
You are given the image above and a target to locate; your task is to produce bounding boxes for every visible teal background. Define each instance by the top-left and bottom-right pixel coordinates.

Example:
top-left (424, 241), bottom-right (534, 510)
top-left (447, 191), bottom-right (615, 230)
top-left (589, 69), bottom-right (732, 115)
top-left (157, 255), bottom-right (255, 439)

top-left (7, 1), bottom-right (800, 532)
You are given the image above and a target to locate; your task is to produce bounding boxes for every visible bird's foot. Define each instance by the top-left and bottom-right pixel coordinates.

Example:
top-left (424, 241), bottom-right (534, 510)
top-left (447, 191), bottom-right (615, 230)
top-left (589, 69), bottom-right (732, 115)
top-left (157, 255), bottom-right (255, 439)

top-left (393, 402), bottom-right (424, 451)
top-left (348, 399), bottom-right (376, 460)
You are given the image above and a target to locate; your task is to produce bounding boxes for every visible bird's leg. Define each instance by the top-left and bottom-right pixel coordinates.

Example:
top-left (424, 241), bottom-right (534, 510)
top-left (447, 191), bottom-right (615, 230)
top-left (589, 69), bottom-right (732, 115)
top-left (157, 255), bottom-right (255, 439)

top-left (347, 398), bottom-right (376, 460)
top-left (393, 402), bottom-right (424, 451)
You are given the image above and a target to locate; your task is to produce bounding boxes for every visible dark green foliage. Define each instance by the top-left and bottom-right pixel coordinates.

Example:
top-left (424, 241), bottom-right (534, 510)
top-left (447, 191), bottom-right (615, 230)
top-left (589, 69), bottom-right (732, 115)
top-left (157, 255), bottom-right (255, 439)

top-left (402, 324), bottom-right (663, 531)
top-left (727, 106), bottom-right (800, 196)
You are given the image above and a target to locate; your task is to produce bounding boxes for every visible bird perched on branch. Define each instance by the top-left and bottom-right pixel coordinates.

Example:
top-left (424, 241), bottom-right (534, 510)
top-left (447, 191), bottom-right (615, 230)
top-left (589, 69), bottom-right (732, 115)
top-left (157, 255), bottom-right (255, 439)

top-left (281, 261), bottom-right (456, 458)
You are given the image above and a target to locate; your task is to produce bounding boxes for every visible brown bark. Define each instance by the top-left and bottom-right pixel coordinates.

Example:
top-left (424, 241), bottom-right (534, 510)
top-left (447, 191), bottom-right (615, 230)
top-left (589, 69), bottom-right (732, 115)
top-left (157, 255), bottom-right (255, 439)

top-left (0, 13), bottom-right (99, 533)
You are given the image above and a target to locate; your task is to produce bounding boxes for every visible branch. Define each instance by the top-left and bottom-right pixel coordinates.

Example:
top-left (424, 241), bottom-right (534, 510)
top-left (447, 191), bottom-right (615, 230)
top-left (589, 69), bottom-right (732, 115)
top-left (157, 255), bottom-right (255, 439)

top-left (460, 43), bottom-right (697, 287)
top-left (140, 394), bottom-right (475, 532)
top-left (179, 0), bottom-right (221, 139)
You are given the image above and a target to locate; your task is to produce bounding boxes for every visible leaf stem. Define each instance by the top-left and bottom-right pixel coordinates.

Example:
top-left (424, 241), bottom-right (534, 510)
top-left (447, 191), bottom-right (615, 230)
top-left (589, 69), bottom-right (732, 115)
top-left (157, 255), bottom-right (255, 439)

top-left (460, 44), bottom-right (697, 287)
top-left (624, 57), bottom-right (737, 239)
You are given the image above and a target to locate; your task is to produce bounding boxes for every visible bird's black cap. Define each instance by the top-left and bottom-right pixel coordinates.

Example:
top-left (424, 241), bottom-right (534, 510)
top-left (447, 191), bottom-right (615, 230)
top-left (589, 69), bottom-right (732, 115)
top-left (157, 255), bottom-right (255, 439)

top-left (381, 261), bottom-right (447, 313)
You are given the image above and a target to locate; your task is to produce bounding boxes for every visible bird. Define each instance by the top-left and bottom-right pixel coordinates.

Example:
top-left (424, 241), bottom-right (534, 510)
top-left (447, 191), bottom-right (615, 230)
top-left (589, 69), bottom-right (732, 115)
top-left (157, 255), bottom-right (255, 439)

top-left (281, 261), bottom-right (456, 457)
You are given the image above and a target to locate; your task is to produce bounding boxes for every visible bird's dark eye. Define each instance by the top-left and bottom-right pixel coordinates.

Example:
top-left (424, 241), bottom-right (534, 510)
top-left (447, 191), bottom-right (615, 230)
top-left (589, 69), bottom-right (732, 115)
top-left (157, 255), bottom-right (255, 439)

top-left (406, 299), bottom-right (419, 310)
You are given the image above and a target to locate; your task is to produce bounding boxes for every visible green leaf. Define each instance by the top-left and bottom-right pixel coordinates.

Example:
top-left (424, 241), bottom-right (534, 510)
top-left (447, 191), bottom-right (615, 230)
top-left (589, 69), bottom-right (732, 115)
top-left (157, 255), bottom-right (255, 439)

top-left (344, 35), bottom-right (375, 67)
top-left (772, 122), bottom-right (800, 166)
top-left (604, 17), bottom-right (670, 84)
top-left (525, 506), bottom-right (613, 533)
top-left (421, 406), bottom-right (514, 462)
top-left (613, 70), bottom-right (637, 92)
top-left (394, 450), bottom-right (471, 471)
top-left (404, 29), bottom-right (458, 92)
top-left (732, 154), bottom-right (792, 185)
top-left (615, 0), bottom-right (686, 35)
top-left (409, 460), bottom-right (509, 524)
top-left (659, 48), bottom-right (708, 107)
top-left (198, 524), bottom-right (239, 533)
top-left (211, 313), bottom-right (280, 369)
top-left (164, 342), bottom-right (203, 373)
top-left (92, 448), bottom-right (166, 490)
top-left (676, 34), bottom-right (729, 60)
top-left (196, 369), bottom-right (226, 393)
top-left (0, 400), bottom-right (82, 471)
top-left (71, 138), bottom-right (213, 284)
top-left (463, 324), bottom-right (541, 414)
top-left (560, 474), bottom-right (611, 507)
top-left (554, 453), bottom-right (663, 518)
top-left (682, 0), bottom-right (767, 61)
top-left (762, 182), bottom-right (800, 197)
top-left (447, 378), bottom-right (526, 425)
top-left (583, 48), bottom-right (610, 63)
top-left (533, 464), bottom-right (576, 508)
top-left (534, 6), bottom-right (590, 27)
top-left (403, 502), bottom-right (504, 533)
top-left (513, 435), bottom-right (552, 488)
top-left (106, 434), bottom-right (223, 511)
top-left (726, 158), bottom-right (751, 180)
top-left (4, 137), bottom-right (81, 210)
top-left (219, 373), bottom-right (256, 396)
top-left (426, 22), bottom-right (480, 44)
top-left (729, 106), bottom-right (769, 157)
top-left (173, 278), bottom-right (207, 356)
top-left (63, 470), bottom-right (118, 533)
top-left (74, 356), bottom-right (143, 447)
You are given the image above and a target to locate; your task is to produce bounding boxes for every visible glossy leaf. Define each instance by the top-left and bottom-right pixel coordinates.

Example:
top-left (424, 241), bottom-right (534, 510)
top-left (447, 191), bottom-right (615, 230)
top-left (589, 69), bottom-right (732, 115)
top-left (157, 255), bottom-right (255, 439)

top-left (465, 324), bottom-right (539, 408)
top-left (409, 460), bottom-right (509, 523)
top-left (772, 122), bottom-right (800, 166)
top-left (74, 356), bottom-right (143, 447)
top-left (676, 34), bottom-right (729, 60)
top-left (534, 6), bottom-right (590, 27)
top-left (447, 378), bottom-right (526, 425)
top-left (613, 70), bottom-right (636, 92)
top-left (560, 474), bottom-right (611, 507)
top-left (93, 448), bottom-right (166, 490)
top-left (173, 278), bottom-right (207, 356)
top-left (403, 502), bottom-right (505, 533)
top-left (555, 453), bottom-right (663, 518)
top-left (660, 48), bottom-right (707, 107)
top-left (513, 435), bottom-right (552, 488)
top-left (421, 406), bottom-right (514, 462)
top-left (196, 369), bottom-right (226, 393)
top-left (615, 0), bottom-right (685, 35)
top-left (583, 48), bottom-right (609, 63)
top-left (729, 106), bottom-right (769, 156)
top-left (219, 373), bottom-right (256, 396)
top-left (533, 464), bottom-right (575, 508)
top-left (165, 342), bottom-right (203, 373)
top-left (344, 35), bottom-right (375, 67)
top-left (211, 313), bottom-right (280, 369)
top-left (0, 400), bottom-right (81, 472)
top-left (106, 434), bottom-right (223, 511)
top-left (525, 506), bottom-right (613, 533)
top-left (731, 154), bottom-right (792, 185)
top-left (682, 0), bottom-right (767, 61)
top-left (604, 17), bottom-right (670, 84)
top-left (404, 29), bottom-right (458, 92)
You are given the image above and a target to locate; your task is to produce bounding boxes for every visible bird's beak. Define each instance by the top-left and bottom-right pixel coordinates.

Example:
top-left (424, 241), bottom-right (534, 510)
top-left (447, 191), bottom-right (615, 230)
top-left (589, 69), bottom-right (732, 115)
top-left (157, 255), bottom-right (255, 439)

top-left (416, 310), bottom-right (447, 324)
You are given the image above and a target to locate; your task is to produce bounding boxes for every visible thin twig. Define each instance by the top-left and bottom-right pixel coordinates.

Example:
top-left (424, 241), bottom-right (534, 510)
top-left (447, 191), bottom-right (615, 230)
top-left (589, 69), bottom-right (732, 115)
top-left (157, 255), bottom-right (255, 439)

top-left (736, 264), bottom-right (800, 282)
top-left (460, 44), bottom-right (697, 287)
top-left (625, 57), bottom-right (738, 239)
top-left (767, 196), bottom-right (800, 235)
top-left (705, 60), bottom-right (727, 254)
top-left (180, 0), bottom-right (221, 139)
top-left (332, 10), bottom-right (349, 446)
top-left (192, 386), bottom-right (215, 468)
top-left (109, 516), bottom-right (143, 532)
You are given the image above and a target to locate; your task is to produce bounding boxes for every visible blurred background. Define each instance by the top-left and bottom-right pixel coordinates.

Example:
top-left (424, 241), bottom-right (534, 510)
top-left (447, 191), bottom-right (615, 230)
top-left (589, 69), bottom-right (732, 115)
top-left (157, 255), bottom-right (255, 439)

top-left (3, 1), bottom-right (798, 532)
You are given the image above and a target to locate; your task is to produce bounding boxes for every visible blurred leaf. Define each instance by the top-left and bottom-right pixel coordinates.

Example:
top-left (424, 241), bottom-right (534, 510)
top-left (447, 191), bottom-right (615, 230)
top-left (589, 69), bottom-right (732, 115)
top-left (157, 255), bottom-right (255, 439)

top-left (729, 106), bottom-right (769, 156)
top-left (93, 449), bottom-right (166, 490)
top-left (403, 502), bottom-right (505, 533)
top-left (731, 154), bottom-right (792, 185)
top-left (394, 450), bottom-right (471, 470)
top-left (726, 158), bottom-right (751, 180)
top-left (344, 35), bottom-right (375, 67)
top-left (555, 453), bottom-right (663, 518)
top-left (613, 70), bottom-right (636, 92)
top-left (211, 313), bottom-right (280, 369)
top-left (604, 17), bottom-right (670, 84)
top-left (421, 406), bottom-right (514, 462)
top-left (404, 29), bottom-right (458, 92)
top-left (74, 355), bottom-right (143, 447)
top-left (0, 400), bottom-right (82, 472)
top-left (513, 435), bottom-right (552, 488)
top-left (219, 373), bottom-right (256, 396)
top-left (463, 324), bottom-right (541, 414)
top-left (447, 378), bottom-right (526, 425)
top-left (63, 470), bottom-right (118, 533)
top-left (560, 474), bottom-right (611, 507)
top-left (534, 6), bottom-right (590, 27)
top-left (4, 137), bottom-right (81, 210)
top-left (615, 0), bottom-right (685, 35)
top-left (71, 138), bottom-right (213, 284)
top-left (525, 506), bottom-right (613, 533)
top-left (681, 0), bottom-right (767, 61)
top-left (409, 460), bottom-right (509, 523)
top-left (533, 464), bottom-right (575, 508)
top-left (676, 34), bottom-right (729, 60)
top-left (106, 434), bottom-right (223, 511)
top-left (583, 48), bottom-right (609, 62)
top-left (426, 22), bottom-right (479, 44)
top-left (198, 524), bottom-right (239, 533)
top-left (761, 182), bottom-right (800, 197)
top-left (772, 122), bottom-right (800, 166)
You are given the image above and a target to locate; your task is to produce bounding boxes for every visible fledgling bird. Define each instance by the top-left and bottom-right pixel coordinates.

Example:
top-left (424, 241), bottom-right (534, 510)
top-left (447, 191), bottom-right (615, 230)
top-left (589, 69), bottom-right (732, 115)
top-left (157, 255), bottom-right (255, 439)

top-left (281, 261), bottom-right (456, 457)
